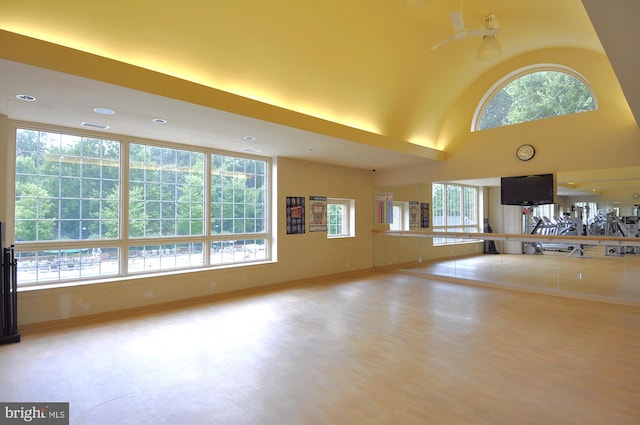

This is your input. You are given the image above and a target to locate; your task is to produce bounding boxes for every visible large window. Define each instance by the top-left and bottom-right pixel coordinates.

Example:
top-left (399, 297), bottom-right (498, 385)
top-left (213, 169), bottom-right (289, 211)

top-left (15, 129), bottom-right (121, 283)
top-left (432, 183), bottom-right (480, 245)
top-left (210, 154), bottom-right (268, 264)
top-left (13, 126), bottom-right (270, 286)
top-left (15, 129), bottom-right (120, 242)
top-left (473, 65), bottom-right (596, 131)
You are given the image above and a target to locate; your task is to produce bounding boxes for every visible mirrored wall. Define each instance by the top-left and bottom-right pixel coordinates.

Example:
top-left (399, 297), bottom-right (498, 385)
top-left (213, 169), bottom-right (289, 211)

top-left (373, 166), bottom-right (640, 304)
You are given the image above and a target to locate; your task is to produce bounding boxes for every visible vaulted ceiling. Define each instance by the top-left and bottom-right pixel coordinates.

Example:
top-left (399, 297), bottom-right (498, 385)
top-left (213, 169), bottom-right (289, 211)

top-left (0, 0), bottom-right (638, 170)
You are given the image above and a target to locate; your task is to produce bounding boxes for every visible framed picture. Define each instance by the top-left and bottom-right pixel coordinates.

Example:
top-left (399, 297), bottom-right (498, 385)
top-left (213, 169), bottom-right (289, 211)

top-left (286, 196), bottom-right (305, 234)
top-left (376, 192), bottom-right (393, 224)
top-left (420, 202), bottom-right (430, 228)
top-left (409, 201), bottom-right (420, 229)
top-left (309, 196), bottom-right (327, 232)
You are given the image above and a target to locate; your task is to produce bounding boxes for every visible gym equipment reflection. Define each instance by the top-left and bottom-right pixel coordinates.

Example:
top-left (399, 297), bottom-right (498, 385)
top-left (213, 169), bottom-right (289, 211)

top-left (373, 166), bottom-right (640, 304)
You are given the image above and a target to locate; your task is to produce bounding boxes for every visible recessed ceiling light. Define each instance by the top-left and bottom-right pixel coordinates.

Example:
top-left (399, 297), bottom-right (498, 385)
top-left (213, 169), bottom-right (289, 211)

top-left (16, 94), bottom-right (36, 101)
top-left (242, 148), bottom-right (261, 153)
top-left (152, 118), bottom-right (167, 124)
top-left (243, 136), bottom-right (256, 141)
top-left (93, 107), bottom-right (115, 115)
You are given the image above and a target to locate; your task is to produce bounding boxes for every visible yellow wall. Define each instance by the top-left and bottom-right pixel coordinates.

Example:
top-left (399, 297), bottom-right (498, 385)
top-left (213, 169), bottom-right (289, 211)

top-left (275, 157), bottom-right (374, 276)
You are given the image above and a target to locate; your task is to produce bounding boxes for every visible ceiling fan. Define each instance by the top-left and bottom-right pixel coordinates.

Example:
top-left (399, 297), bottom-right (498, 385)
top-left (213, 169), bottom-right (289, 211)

top-left (431, 12), bottom-right (502, 58)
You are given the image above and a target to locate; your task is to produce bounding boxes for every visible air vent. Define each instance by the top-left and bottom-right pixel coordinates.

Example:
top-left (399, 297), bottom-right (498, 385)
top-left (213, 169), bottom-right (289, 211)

top-left (81, 122), bottom-right (110, 130)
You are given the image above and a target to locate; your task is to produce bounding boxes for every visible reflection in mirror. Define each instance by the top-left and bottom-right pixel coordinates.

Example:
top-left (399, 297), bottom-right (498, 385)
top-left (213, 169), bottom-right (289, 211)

top-left (373, 166), bottom-right (640, 303)
top-left (374, 184), bottom-right (431, 231)
top-left (450, 166), bottom-right (640, 242)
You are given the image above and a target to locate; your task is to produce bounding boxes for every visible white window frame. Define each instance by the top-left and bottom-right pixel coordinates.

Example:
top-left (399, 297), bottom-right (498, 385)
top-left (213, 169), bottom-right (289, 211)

top-left (10, 122), bottom-right (272, 288)
top-left (327, 198), bottom-right (355, 238)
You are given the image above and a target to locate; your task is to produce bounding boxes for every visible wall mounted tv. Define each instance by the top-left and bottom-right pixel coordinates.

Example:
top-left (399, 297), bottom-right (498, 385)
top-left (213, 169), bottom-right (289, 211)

top-left (500, 173), bottom-right (556, 206)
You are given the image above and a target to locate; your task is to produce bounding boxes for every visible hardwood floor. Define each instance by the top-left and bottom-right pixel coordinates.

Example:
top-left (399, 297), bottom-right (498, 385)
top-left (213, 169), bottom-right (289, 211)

top-left (1, 272), bottom-right (639, 424)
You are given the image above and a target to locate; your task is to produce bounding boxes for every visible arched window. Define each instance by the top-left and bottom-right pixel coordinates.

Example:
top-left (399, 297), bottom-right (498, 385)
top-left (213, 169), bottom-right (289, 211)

top-left (472, 65), bottom-right (597, 131)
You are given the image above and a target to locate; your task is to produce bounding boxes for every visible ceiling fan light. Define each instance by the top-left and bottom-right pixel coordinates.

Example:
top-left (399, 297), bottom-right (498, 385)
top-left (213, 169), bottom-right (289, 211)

top-left (476, 36), bottom-right (502, 60)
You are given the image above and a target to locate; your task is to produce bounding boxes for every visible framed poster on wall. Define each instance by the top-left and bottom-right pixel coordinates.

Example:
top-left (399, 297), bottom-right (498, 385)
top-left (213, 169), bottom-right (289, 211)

top-left (286, 196), bottom-right (305, 234)
top-left (409, 201), bottom-right (420, 229)
top-left (420, 202), bottom-right (430, 228)
top-left (376, 192), bottom-right (393, 224)
top-left (309, 196), bottom-right (327, 232)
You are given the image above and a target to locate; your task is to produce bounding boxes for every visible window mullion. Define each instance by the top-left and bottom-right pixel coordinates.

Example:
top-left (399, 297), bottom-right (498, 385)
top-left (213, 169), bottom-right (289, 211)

top-left (442, 184), bottom-right (448, 228)
top-left (120, 141), bottom-right (130, 276)
top-left (204, 153), bottom-right (211, 266)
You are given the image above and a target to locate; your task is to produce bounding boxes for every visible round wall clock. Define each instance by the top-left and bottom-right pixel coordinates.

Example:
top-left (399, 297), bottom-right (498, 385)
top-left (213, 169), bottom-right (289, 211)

top-left (516, 144), bottom-right (535, 161)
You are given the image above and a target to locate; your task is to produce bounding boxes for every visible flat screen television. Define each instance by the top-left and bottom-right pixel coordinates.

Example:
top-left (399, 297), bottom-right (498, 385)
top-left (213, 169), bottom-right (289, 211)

top-left (500, 173), bottom-right (555, 206)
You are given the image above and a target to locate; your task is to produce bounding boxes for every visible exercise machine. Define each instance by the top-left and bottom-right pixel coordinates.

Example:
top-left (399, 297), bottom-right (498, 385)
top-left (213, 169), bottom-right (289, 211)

top-left (604, 211), bottom-right (639, 256)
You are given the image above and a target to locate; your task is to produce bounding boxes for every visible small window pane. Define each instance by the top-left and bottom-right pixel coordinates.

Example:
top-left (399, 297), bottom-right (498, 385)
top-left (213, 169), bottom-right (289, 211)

top-left (128, 243), bottom-right (204, 273)
top-left (16, 247), bottom-right (120, 285)
top-left (328, 204), bottom-right (344, 236)
top-left (210, 239), bottom-right (267, 265)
